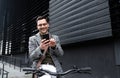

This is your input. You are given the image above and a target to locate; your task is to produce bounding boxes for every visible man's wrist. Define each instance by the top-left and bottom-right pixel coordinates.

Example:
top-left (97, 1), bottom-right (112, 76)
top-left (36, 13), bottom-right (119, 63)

top-left (51, 45), bottom-right (56, 50)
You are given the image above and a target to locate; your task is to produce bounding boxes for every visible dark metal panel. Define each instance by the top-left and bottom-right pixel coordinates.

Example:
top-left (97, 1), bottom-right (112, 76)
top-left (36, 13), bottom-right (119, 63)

top-left (50, 1), bottom-right (109, 26)
top-left (54, 15), bottom-right (110, 35)
top-left (109, 0), bottom-right (120, 37)
top-left (51, 8), bottom-right (110, 33)
top-left (62, 30), bottom-right (111, 44)
top-left (49, 0), bottom-right (112, 44)
top-left (61, 38), bottom-right (119, 78)
top-left (114, 38), bottom-right (120, 65)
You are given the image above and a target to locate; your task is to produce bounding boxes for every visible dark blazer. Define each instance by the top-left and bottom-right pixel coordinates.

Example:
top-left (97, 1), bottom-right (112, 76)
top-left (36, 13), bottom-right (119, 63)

top-left (28, 32), bottom-right (64, 73)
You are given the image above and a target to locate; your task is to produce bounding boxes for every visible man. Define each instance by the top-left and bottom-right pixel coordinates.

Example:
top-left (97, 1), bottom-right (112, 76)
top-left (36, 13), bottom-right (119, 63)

top-left (29, 16), bottom-right (64, 78)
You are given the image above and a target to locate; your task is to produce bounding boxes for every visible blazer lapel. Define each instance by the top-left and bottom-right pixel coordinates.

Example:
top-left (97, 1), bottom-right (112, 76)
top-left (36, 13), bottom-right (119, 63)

top-left (35, 33), bottom-right (41, 46)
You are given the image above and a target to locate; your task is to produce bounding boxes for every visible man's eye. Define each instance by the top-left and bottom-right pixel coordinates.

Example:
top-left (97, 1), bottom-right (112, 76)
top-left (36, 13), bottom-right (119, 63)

top-left (43, 23), bottom-right (47, 26)
top-left (39, 24), bottom-right (42, 26)
top-left (38, 23), bottom-right (47, 26)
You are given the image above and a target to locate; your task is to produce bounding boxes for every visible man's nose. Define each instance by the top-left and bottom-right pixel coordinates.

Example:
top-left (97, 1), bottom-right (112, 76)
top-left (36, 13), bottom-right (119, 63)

top-left (41, 25), bottom-right (44, 27)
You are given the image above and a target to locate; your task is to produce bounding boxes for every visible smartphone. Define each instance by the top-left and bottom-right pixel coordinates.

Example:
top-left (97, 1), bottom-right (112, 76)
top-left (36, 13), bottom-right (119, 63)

top-left (42, 34), bottom-right (49, 40)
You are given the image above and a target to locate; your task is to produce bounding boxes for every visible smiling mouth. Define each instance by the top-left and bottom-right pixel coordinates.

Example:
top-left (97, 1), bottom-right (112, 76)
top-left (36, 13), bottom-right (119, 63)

top-left (41, 28), bottom-right (46, 31)
top-left (41, 28), bottom-right (48, 32)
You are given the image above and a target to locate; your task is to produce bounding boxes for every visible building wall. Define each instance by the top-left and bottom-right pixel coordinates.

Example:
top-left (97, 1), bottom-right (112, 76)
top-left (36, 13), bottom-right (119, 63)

top-left (0, 0), bottom-right (49, 55)
top-left (49, 1), bottom-right (120, 77)
top-left (60, 37), bottom-right (120, 78)
top-left (49, 0), bottom-right (112, 45)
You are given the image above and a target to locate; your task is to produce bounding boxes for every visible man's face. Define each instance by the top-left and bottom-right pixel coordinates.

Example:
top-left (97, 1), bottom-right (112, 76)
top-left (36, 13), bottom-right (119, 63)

top-left (37, 19), bottom-right (49, 35)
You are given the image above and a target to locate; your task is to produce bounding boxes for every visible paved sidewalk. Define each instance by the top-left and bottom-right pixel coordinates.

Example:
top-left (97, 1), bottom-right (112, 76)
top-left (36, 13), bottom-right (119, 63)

top-left (0, 62), bottom-right (32, 78)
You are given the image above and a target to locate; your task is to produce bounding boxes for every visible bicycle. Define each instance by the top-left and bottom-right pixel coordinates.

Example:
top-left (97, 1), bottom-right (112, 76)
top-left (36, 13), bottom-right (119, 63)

top-left (23, 65), bottom-right (92, 78)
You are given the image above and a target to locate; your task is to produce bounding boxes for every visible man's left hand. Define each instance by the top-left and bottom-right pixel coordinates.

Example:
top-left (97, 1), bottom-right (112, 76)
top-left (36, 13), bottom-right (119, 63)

top-left (49, 38), bottom-right (56, 48)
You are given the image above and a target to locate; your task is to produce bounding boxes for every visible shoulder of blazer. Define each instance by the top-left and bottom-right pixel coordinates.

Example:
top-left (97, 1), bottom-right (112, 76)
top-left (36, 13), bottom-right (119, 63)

top-left (51, 34), bottom-right (58, 38)
top-left (29, 33), bottom-right (39, 40)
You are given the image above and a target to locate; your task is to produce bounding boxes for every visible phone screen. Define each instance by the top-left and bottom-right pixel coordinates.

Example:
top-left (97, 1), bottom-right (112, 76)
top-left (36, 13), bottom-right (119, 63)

top-left (42, 34), bottom-right (49, 40)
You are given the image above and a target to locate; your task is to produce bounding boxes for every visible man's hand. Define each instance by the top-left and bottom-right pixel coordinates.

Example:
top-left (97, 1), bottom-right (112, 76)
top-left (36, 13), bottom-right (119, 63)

top-left (49, 38), bottom-right (56, 48)
top-left (40, 39), bottom-right (49, 51)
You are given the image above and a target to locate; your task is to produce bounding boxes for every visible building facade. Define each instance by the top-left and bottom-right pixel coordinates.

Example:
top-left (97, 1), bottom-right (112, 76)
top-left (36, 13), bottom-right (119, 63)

top-left (0, 0), bottom-right (120, 78)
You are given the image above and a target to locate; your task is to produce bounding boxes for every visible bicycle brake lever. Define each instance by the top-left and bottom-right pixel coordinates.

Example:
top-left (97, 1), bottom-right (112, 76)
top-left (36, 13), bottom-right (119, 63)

top-left (77, 67), bottom-right (92, 74)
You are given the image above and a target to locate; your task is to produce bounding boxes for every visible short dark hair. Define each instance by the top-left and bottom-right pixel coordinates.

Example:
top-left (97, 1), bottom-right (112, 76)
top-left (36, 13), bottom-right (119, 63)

top-left (36, 16), bottom-right (49, 23)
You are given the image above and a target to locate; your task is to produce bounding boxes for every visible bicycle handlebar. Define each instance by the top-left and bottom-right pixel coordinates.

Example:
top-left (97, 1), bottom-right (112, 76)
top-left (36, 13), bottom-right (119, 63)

top-left (23, 66), bottom-right (92, 76)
